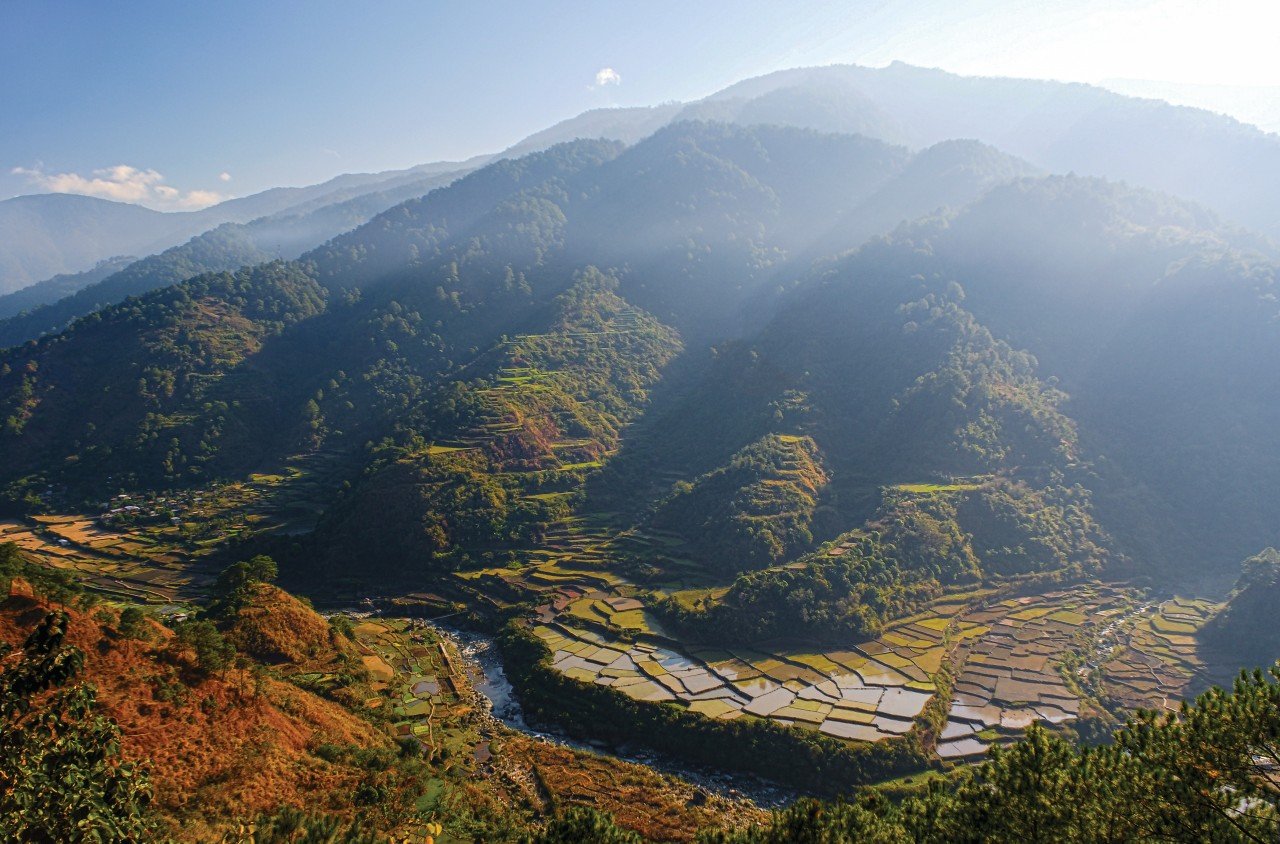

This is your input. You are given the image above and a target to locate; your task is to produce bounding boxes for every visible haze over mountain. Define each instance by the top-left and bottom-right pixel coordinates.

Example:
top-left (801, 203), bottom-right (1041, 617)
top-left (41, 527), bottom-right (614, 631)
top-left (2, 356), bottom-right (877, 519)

top-left (4, 29), bottom-right (1280, 842)
top-left (1101, 77), bottom-right (1280, 135)
top-left (0, 157), bottom-right (489, 296)
top-left (9, 60), bottom-right (1280, 312)
top-left (5, 116), bottom-right (1276, 589)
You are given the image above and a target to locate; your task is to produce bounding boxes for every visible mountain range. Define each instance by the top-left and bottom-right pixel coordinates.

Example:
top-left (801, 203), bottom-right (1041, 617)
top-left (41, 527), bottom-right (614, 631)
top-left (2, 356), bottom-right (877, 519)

top-left (3, 112), bottom-right (1276, 593)
top-left (3, 60), bottom-right (1280, 842)
top-left (6, 61), bottom-right (1280, 326)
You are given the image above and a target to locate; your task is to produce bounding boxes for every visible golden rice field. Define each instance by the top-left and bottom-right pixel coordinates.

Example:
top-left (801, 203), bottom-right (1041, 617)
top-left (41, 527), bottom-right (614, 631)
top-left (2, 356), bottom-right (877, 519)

top-left (0, 516), bottom-right (210, 604)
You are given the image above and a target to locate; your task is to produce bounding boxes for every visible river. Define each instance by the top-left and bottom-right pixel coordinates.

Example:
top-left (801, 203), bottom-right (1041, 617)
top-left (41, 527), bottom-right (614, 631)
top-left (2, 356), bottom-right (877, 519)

top-left (432, 620), bottom-right (797, 809)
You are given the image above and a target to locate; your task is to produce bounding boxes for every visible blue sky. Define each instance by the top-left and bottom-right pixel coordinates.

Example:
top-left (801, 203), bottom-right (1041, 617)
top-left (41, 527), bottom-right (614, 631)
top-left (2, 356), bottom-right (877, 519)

top-left (3, 0), bottom-right (1276, 208)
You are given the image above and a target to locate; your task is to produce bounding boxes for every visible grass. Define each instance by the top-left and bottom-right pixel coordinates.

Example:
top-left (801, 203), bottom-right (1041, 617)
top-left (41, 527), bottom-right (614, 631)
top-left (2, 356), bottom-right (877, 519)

top-left (525, 491), bottom-right (573, 501)
top-left (1150, 614), bottom-right (1199, 635)
top-left (871, 768), bottom-right (952, 792)
top-left (427, 444), bottom-right (474, 456)
top-left (1047, 609), bottom-right (1087, 625)
top-left (557, 460), bottom-right (603, 472)
top-left (893, 480), bottom-right (986, 494)
top-left (666, 587), bottom-right (727, 610)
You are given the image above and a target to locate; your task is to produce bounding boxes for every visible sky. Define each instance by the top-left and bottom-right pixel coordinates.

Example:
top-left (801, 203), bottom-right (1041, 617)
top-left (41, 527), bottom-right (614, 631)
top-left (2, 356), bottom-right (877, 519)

top-left (3, 0), bottom-right (1278, 209)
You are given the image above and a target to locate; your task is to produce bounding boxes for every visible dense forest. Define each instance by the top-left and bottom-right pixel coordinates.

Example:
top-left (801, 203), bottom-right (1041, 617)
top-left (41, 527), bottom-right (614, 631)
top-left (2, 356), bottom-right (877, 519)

top-left (659, 479), bottom-right (1106, 643)
top-left (306, 271), bottom-right (682, 582)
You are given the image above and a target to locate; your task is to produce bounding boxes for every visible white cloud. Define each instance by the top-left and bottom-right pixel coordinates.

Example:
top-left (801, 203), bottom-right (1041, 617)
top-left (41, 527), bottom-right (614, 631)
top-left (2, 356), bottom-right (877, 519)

top-left (218, 171), bottom-right (231, 182)
top-left (9, 163), bottom-right (227, 210)
top-left (179, 189), bottom-right (225, 209)
top-left (593, 67), bottom-right (621, 88)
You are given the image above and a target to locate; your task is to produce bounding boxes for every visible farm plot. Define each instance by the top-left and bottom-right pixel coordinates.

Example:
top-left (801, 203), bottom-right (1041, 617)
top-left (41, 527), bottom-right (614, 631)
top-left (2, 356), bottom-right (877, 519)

top-left (1, 451), bottom-right (353, 604)
top-left (1099, 597), bottom-right (1217, 713)
top-left (936, 585), bottom-right (1141, 759)
top-left (529, 587), bottom-right (950, 743)
top-left (940, 600), bottom-right (1085, 757)
top-left (345, 618), bottom-right (477, 754)
top-left (522, 573), bottom-right (1191, 761)
top-left (1, 516), bottom-right (211, 604)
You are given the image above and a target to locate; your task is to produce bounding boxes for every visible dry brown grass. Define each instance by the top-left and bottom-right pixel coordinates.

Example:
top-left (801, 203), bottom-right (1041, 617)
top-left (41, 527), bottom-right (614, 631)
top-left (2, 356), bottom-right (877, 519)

top-left (0, 581), bottom-right (393, 839)
top-left (222, 583), bottom-right (340, 666)
top-left (501, 735), bottom-right (766, 842)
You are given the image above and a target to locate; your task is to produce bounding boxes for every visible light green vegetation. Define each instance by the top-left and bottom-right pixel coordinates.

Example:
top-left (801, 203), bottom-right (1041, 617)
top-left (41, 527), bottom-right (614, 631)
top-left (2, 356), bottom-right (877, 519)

top-left (892, 479), bottom-right (988, 494)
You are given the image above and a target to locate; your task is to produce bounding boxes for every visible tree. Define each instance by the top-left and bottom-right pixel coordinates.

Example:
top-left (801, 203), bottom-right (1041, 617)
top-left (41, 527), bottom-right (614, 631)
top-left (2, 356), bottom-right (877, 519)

top-left (0, 611), bottom-right (155, 842)
top-left (175, 619), bottom-right (235, 677)
top-left (523, 807), bottom-right (642, 844)
top-left (117, 606), bottom-right (150, 658)
top-left (208, 555), bottom-right (279, 617)
top-left (0, 541), bottom-right (84, 608)
top-left (219, 806), bottom-right (388, 843)
top-left (702, 667), bottom-right (1280, 843)
top-left (943, 725), bottom-right (1086, 842)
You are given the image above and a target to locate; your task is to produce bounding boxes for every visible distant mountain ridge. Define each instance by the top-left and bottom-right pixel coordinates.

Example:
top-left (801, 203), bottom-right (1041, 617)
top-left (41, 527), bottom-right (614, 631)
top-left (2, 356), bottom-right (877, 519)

top-left (485, 62), bottom-right (1280, 240)
top-left (9, 61), bottom-right (1280, 301)
top-left (0, 163), bottom-right (477, 347)
top-left (0, 195), bottom-right (177, 293)
top-left (0, 255), bottom-right (136, 322)
top-left (0, 156), bottom-right (489, 296)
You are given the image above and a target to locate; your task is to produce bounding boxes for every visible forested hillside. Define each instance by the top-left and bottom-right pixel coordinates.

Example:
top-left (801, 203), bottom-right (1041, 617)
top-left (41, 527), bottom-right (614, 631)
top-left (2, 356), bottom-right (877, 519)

top-left (2, 121), bottom-right (1276, 598)
top-left (0, 255), bottom-right (136, 321)
top-left (825, 177), bottom-right (1280, 574)
top-left (307, 271), bottom-right (681, 583)
top-left (0, 262), bottom-right (327, 492)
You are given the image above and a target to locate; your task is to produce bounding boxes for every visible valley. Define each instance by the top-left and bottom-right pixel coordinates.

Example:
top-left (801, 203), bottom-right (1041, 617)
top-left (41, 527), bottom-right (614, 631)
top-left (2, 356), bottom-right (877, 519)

top-left (0, 451), bottom-right (1235, 796)
top-left (2, 41), bottom-right (1280, 840)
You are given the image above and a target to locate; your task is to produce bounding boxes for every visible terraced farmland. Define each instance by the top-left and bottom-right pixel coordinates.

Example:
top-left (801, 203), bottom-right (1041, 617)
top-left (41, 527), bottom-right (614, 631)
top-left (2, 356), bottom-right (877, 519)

top-left (344, 618), bottom-right (474, 752)
top-left (2, 450), bottom-right (350, 604)
top-left (512, 569), bottom-right (1226, 763)
top-left (528, 578), bottom-right (953, 743)
top-left (1100, 596), bottom-right (1221, 713)
top-left (421, 302), bottom-right (662, 474)
top-left (0, 514), bottom-right (212, 603)
top-left (935, 589), bottom-right (1123, 759)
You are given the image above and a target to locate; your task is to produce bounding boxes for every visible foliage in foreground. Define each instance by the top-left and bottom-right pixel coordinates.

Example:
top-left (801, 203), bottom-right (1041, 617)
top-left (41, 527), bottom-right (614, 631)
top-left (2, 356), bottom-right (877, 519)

top-left (0, 609), bottom-right (156, 843)
top-left (522, 806), bottom-right (643, 844)
top-left (703, 667), bottom-right (1280, 843)
top-left (525, 667), bottom-right (1280, 842)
